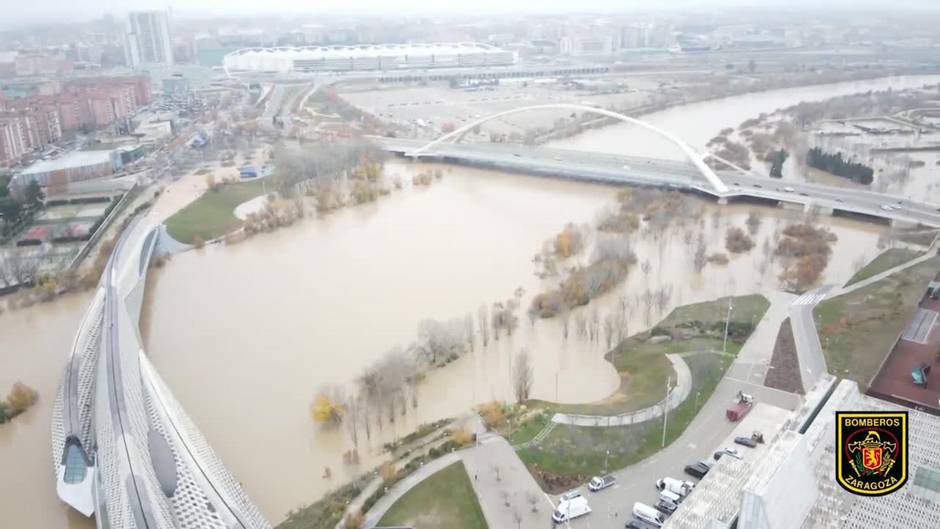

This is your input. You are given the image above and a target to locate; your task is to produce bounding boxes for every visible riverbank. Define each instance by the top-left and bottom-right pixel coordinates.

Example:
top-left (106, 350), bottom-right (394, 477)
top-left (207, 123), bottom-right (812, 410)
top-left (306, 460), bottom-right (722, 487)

top-left (4, 73), bottom-right (935, 528)
top-left (515, 294), bottom-right (767, 492)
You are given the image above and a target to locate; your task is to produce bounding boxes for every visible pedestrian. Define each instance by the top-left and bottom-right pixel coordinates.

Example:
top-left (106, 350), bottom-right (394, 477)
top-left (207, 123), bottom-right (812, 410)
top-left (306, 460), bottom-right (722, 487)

top-left (474, 473), bottom-right (478, 481)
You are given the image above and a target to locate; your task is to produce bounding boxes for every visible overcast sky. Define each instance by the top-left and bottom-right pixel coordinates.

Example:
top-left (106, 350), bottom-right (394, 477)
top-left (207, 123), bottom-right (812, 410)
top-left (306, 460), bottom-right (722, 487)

top-left (5, 0), bottom-right (940, 27)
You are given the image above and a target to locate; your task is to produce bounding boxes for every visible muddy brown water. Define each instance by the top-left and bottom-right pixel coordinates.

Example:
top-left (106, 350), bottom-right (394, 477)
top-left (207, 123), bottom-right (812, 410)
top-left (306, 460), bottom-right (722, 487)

top-left (2, 75), bottom-right (935, 526)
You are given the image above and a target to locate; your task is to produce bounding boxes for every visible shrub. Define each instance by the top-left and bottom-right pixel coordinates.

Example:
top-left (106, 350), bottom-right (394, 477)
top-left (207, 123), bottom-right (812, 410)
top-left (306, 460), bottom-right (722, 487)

top-left (725, 227), bottom-right (755, 253)
top-left (449, 428), bottom-right (474, 447)
top-left (477, 401), bottom-right (506, 431)
top-left (6, 382), bottom-right (38, 413)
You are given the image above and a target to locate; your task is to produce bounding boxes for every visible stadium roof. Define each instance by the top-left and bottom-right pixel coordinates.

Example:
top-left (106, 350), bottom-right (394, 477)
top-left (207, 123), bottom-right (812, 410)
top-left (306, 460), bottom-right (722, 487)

top-left (225, 42), bottom-right (507, 60)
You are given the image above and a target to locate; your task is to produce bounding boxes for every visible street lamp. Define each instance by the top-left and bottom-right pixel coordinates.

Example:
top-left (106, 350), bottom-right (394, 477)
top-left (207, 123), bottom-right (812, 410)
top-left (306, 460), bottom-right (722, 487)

top-left (722, 300), bottom-right (734, 355)
top-left (661, 375), bottom-right (673, 448)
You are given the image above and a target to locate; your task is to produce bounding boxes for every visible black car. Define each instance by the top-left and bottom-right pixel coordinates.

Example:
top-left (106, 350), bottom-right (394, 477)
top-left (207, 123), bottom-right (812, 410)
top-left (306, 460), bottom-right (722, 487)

top-left (684, 462), bottom-right (709, 479)
top-left (626, 520), bottom-right (659, 529)
top-left (734, 436), bottom-right (758, 448)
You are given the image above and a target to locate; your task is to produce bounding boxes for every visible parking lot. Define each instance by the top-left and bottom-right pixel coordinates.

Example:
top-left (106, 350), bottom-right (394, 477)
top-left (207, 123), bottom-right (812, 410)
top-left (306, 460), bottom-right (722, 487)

top-left (542, 401), bottom-right (793, 528)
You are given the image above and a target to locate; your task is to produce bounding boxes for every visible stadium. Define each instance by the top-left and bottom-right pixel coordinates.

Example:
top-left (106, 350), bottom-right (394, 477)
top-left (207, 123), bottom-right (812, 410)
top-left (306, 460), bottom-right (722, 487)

top-left (222, 42), bottom-right (515, 74)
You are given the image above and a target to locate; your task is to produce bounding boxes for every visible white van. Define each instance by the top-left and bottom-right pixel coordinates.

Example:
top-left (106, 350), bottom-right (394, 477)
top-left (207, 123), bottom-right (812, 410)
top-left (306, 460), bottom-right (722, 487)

top-left (633, 502), bottom-right (666, 527)
top-left (659, 489), bottom-right (682, 505)
top-left (552, 496), bottom-right (591, 523)
top-left (655, 477), bottom-right (695, 497)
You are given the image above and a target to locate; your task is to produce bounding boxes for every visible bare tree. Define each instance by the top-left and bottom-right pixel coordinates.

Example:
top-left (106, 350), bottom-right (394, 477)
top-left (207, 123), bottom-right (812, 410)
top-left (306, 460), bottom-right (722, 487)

top-left (411, 318), bottom-right (466, 366)
top-left (464, 312), bottom-right (475, 352)
top-left (642, 288), bottom-right (654, 326)
top-left (344, 393), bottom-right (362, 450)
top-left (693, 237), bottom-right (708, 272)
top-left (746, 211), bottom-right (762, 235)
top-left (603, 313), bottom-right (616, 350)
top-left (477, 304), bottom-right (490, 347)
top-left (559, 302), bottom-right (571, 340)
top-left (513, 349), bottom-right (534, 403)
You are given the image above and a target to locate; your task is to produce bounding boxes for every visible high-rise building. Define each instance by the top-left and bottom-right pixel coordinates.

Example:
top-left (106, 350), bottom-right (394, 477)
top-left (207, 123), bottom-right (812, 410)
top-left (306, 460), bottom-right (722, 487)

top-left (124, 10), bottom-right (173, 68)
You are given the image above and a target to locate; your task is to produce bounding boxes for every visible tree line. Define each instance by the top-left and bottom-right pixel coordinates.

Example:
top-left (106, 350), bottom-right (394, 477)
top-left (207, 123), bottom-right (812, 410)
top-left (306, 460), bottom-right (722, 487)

top-left (311, 293), bottom-right (529, 458)
top-left (806, 147), bottom-right (874, 185)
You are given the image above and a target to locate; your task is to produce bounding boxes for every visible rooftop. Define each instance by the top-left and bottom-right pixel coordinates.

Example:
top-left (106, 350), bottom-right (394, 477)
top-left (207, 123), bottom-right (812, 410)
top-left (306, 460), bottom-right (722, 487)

top-left (18, 150), bottom-right (115, 176)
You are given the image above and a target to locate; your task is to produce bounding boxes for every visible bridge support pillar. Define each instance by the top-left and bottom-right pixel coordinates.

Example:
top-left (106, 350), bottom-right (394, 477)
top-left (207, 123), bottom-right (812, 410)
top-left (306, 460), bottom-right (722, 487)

top-left (804, 203), bottom-right (833, 216)
top-left (891, 218), bottom-right (918, 229)
top-left (717, 197), bottom-right (729, 205)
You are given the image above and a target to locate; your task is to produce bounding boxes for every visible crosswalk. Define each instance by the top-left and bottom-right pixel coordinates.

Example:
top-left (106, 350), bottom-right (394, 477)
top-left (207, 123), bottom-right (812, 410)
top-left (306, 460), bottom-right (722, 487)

top-left (792, 285), bottom-right (834, 307)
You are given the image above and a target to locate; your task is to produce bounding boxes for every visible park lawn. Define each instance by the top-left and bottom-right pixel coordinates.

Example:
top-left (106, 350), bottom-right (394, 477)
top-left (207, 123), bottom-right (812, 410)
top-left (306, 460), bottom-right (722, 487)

top-left (531, 294), bottom-right (763, 417)
top-left (659, 293), bottom-right (769, 328)
top-left (845, 248), bottom-right (922, 287)
top-left (517, 352), bottom-right (730, 493)
top-left (379, 461), bottom-right (488, 529)
top-left (507, 409), bottom-right (553, 446)
top-left (165, 180), bottom-right (266, 244)
top-left (815, 255), bottom-right (940, 387)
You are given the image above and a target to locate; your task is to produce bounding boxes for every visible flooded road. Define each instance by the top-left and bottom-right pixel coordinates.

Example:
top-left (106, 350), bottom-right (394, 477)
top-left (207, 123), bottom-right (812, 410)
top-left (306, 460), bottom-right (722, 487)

top-left (0, 74), bottom-right (935, 527)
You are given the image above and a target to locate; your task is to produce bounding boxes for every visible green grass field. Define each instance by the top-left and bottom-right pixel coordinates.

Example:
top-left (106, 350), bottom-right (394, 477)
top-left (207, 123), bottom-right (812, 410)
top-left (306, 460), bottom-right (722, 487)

top-left (517, 353), bottom-right (729, 492)
top-left (528, 294), bottom-right (765, 417)
top-left (816, 255), bottom-right (940, 386)
top-left (845, 248), bottom-right (922, 287)
top-left (379, 461), bottom-right (488, 529)
top-left (165, 180), bottom-right (266, 244)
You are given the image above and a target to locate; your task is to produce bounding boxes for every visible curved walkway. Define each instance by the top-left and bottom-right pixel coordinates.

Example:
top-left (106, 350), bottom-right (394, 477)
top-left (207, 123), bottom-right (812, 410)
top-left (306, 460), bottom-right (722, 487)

top-left (550, 353), bottom-right (692, 427)
top-left (362, 452), bottom-right (461, 529)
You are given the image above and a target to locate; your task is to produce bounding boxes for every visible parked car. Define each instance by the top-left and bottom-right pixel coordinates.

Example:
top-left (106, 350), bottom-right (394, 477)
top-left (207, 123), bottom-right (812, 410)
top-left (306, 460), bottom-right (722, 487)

top-left (655, 477), bottom-right (694, 497)
top-left (626, 519), bottom-right (660, 529)
top-left (726, 391), bottom-right (754, 422)
top-left (684, 459), bottom-right (714, 479)
top-left (783, 186), bottom-right (795, 192)
top-left (714, 447), bottom-right (743, 461)
top-left (589, 475), bottom-right (616, 492)
top-left (552, 497), bottom-right (591, 524)
top-left (560, 490), bottom-right (582, 502)
top-left (655, 498), bottom-right (679, 515)
top-left (633, 502), bottom-right (665, 527)
top-left (659, 489), bottom-right (682, 505)
top-left (734, 436), bottom-right (758, 448)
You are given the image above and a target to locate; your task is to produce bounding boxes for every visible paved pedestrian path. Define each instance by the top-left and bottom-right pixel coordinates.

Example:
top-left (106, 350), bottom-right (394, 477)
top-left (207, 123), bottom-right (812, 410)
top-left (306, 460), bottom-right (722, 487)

top-left (362, 452), bottom-right (461, 529)
top-left (461, 436), bottom-right (554, 529)
top-left (836, 240), bottom-right (938, 296)
top-left (550, 353), bottom-right (692, 427)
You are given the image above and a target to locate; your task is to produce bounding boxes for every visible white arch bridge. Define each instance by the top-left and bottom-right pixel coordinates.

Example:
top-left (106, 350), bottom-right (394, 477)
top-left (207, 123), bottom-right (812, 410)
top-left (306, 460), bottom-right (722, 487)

top-left (374, 103), bottom-right (940, 228)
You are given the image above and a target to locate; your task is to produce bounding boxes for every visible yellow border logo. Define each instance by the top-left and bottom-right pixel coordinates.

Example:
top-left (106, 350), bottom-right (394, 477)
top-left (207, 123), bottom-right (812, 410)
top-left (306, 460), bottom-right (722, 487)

top-left (835, 411), bottom-right (908, 496)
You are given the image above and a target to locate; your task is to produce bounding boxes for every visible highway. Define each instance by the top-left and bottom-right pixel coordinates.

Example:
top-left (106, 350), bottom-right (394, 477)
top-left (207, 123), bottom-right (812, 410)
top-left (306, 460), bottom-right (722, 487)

top-left (374, 137), bottom-right (940, 228)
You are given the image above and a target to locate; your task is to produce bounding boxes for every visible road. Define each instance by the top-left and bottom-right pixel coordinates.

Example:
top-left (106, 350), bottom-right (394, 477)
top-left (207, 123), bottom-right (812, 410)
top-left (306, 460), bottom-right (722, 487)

top-left (373, 138), bottom-right (940, 228)
top-left (788, 286), bottom-right (833, 393)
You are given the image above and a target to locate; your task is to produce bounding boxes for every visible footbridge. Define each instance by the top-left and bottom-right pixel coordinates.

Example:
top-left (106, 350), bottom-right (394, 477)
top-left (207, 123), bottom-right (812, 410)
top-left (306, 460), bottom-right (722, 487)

top-left (374, 104), bottom-right (940, 227)
top-left (51, 219), bottom-right (270, 529)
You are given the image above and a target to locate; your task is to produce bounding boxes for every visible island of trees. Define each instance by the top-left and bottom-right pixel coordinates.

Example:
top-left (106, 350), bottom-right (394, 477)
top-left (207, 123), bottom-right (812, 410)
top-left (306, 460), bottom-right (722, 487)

top-left (805, 147), bottom-right (874, 185)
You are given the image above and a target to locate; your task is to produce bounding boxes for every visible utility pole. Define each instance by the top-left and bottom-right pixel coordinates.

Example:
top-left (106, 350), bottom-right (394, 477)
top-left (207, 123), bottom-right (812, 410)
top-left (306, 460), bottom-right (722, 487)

top-left (722, 300), bottom-right (734, 354)
top-left (555, 371), bottom-right (559, 402)
top-left (661, 376), bottom-right (672, 448)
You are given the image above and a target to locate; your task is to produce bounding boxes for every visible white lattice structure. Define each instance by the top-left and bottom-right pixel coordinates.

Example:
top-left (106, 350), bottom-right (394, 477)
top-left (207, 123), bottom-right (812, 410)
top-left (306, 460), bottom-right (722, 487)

top-left (51, 220), bottom-right (270, 529)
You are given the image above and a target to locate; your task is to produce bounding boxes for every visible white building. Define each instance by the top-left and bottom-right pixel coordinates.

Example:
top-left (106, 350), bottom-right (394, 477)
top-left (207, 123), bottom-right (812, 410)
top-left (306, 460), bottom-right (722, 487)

top-left (223, 43), bottom-right (515, 74)
top-left (125, 10), bottom-right (174, 68)
top-left (666, 379), bottom-right (940, 529)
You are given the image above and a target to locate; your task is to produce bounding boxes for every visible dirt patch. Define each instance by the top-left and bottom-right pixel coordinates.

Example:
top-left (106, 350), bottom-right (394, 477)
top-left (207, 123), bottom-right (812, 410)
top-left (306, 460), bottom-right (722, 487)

top-left (530, 465), bottom-right (586, 494)
top-left (765, 318), bottom-right (804, 394)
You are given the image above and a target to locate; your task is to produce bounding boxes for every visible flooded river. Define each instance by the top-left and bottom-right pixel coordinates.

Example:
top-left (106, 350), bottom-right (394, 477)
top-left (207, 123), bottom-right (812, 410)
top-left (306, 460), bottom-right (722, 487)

top-left (1, 75), bottom-right (936, 527)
